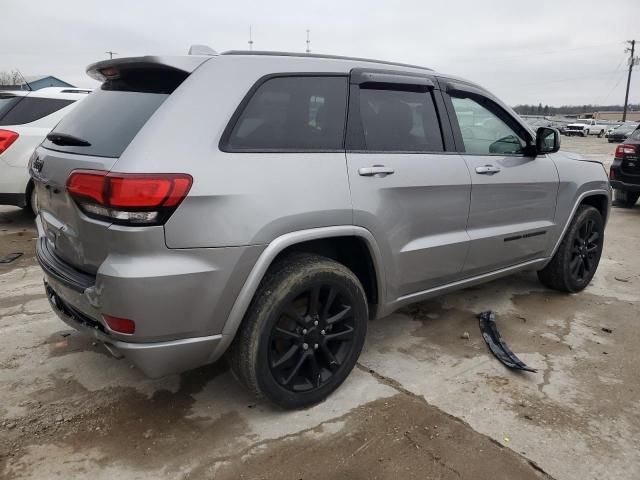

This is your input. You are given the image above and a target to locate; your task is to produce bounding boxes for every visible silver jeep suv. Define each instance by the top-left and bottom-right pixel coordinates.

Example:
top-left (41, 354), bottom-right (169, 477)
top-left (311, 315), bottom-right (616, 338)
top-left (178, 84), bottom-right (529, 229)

top-left (32, 51), bottom-right (610, 408)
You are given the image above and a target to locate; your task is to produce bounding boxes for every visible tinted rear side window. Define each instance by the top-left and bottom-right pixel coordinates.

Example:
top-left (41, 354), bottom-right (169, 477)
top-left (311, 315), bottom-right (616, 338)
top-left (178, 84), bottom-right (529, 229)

top-left (224, 76), bottom-right (348, 151)
top-left (358, 88), bottom-right (443, 152)
top-left (0, 97), bottom-right (74, 126)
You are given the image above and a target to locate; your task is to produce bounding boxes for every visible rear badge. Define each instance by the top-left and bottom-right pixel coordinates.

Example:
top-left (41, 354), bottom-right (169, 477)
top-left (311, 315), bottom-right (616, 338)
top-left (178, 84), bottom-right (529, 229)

top-left (32, 155), bottom-right (44, 173)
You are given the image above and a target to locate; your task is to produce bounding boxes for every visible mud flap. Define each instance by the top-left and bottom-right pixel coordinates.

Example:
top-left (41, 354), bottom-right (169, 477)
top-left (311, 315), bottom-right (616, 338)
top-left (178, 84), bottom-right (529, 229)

top-left (478, 311), bottom-right (536, 373)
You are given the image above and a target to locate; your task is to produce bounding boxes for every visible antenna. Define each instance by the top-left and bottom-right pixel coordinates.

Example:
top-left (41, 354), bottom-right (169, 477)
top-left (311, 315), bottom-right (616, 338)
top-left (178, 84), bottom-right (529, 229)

top-left (248, 25), bottom-right (254, 51)
top-left (306, 29), bottom-right (311, 53)
top-left (16, 70), bottom-right (32, 91)
top-left (105, 51), bottom-right (117, 59)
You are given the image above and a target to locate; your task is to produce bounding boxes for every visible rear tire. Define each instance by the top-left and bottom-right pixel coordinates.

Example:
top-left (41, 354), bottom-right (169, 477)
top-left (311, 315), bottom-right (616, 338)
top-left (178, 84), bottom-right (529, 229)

top-left (597, 130), bottom-right (604, 138)
top-left (228, 253), bottom-right (368, 409)
top-left (537, 205), bottom-right (604, 293)
top-left (614, 189), bottom-right (639, 208)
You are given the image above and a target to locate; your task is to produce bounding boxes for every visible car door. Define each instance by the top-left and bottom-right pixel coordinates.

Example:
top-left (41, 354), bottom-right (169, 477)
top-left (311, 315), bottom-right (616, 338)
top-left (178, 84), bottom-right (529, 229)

top-left (441, 81), bottom-right (559, 276)
top-left (345, 69), bottom-right (472, 301)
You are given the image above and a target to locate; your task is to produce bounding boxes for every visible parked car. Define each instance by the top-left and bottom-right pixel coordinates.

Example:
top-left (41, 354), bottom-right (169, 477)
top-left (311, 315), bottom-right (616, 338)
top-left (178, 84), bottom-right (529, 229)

top-left (605, 123), bottom-right (622, 138)
top-left (609, 127), bottom-right (640, 207)
top-left (607, 123), bottom-right (639, 143)
top-left (31, 51), bottom-right (610, 408)
top-left (0, 87), bottom-right (90, 213)
top-left (564, 118), bottom-right (608, 137)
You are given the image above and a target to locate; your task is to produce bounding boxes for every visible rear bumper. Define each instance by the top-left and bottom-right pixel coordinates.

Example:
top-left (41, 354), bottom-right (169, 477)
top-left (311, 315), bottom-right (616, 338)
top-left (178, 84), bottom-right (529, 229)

top-left (43, 279), bottom-right (223, 377)
top-left (610, 179), bottom-right (640, 192)
top-left (34, 216), bottom-right (262, 377)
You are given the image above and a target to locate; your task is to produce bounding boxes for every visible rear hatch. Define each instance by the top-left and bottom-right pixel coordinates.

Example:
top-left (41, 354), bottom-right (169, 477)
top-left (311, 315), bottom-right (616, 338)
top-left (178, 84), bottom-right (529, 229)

top-left (32, 56), bottom-right (210, 274)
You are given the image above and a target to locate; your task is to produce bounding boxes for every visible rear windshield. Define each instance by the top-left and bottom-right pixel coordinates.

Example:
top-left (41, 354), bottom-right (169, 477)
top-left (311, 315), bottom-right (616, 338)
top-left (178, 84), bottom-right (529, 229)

top-left (0, 97), bottom-right (75, 126)
top-left (629, 128), bottom-right (640, 140)
top-left (42, 89), bottom-right (167, 157)
top-left (0, 96), bottom-right (21, 119)
top-left (42, 67), bottom-right (187, 158)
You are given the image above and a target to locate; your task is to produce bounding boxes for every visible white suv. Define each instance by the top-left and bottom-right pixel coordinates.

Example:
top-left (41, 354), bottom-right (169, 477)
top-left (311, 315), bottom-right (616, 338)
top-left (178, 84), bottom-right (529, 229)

top-left (0, 87), bottom-right (90, 213)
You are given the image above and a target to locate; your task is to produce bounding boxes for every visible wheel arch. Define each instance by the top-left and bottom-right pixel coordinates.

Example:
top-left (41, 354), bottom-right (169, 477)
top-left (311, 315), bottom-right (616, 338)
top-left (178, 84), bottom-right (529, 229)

top-left (548, 189), bottom-right (610, 259)
top-left (25, 179), bottom-right (35, 209)
top-left (209, 226), bottom-right (386, 361)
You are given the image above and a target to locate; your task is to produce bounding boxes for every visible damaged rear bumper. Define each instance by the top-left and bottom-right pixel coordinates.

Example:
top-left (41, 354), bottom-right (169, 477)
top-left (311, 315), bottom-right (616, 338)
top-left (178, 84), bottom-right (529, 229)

top-left (43, 278), bottom-right (223, 377)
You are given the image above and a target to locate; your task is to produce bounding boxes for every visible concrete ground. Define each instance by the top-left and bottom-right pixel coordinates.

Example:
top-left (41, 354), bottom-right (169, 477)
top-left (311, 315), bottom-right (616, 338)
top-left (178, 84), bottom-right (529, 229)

top-left (1, 136), bottom-right (638, 479)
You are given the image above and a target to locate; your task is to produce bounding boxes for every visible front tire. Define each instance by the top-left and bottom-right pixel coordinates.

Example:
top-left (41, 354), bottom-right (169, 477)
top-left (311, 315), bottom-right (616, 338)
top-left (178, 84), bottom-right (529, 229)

top-left (228, 253), bottom-right (368, 409)
top-left (537, 205), bottom-right (604, 293)
top-left (583, 130), bottom-right (589, 137)
top-left (614, 189), bottom-right (639, 208)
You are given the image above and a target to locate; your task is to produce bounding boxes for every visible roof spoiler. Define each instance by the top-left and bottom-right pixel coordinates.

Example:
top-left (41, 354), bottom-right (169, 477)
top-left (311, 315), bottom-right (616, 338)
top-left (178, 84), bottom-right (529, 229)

top-left (86, 55), bottom-right (212, 82)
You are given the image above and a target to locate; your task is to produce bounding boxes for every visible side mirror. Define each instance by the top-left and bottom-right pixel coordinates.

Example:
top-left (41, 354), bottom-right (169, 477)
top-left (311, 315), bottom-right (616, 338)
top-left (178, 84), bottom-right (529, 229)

top-left (536, 127), bottom-right (560, 154)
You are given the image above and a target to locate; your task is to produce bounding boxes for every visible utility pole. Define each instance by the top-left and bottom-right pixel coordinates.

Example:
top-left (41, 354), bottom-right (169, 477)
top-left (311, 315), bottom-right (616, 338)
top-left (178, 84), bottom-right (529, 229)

top-left (105, 51), bottom-right (117, 59)
top-left (248, 25), bottom-right (254, 51)
top-left (306, 29), bottom-right (311, 53)
top-left (623, 40), bottom-right (636, 122)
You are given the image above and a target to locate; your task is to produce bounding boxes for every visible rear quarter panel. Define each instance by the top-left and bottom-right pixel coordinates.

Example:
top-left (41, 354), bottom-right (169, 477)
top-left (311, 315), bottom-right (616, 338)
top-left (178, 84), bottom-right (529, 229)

top-left (113, 56), bottom-right (354, 248)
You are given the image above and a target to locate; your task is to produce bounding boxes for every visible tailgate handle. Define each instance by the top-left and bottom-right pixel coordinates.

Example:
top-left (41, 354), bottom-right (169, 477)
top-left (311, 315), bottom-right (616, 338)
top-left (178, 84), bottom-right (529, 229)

top-left (358, 166), bottom-right (395, 177)
top-left (475, 165), bottom-right (501, 175)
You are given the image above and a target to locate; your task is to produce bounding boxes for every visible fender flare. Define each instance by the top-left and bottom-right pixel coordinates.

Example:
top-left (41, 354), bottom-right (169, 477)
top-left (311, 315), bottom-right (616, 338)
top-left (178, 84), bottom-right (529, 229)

top-left (548, 188), bottom-right (610, 259)
top-left (209, 226), bottom-right (386, 361)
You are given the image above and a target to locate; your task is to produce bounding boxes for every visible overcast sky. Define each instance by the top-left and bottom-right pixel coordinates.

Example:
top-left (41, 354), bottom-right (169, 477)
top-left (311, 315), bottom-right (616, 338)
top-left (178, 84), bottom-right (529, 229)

top-left (1, 0), bottom-right (638, 106)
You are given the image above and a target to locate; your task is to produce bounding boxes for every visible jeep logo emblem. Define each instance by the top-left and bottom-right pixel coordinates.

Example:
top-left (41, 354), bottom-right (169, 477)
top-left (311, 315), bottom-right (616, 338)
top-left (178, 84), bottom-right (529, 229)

top-left (32, 156), bottom-right (44, 172)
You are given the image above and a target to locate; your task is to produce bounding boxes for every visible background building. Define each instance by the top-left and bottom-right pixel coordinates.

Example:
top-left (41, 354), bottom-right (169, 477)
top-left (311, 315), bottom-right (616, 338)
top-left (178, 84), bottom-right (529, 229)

top-left (0, 75), bottom-right (75, 91)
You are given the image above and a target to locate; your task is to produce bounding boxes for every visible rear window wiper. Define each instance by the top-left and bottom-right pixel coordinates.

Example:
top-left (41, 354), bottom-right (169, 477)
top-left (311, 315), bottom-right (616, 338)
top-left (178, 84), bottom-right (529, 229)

top-left (46, 133), bottom-right (91, 147)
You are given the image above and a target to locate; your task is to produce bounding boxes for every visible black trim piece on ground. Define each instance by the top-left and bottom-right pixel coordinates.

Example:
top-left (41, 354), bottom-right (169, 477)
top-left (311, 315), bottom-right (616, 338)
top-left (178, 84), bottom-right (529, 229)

top-left (478, 310), bottom-right (536, 373)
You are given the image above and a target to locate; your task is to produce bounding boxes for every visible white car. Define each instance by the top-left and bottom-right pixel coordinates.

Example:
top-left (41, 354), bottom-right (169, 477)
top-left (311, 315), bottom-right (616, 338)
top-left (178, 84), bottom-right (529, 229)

top-left (0, 87), bottom-right (90, 213)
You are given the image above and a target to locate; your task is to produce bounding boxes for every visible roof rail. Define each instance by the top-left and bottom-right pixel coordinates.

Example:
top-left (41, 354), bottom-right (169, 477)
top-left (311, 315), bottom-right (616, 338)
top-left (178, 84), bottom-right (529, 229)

top-left (221, 50), bottom-right (432, 71)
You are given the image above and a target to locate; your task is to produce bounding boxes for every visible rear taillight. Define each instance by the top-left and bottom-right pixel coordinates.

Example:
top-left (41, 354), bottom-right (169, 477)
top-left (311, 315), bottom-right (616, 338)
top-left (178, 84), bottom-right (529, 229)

top-left (615, 144), bottom-right (637, 159)
top-left (0, 130), bottom-right (18, 154)
top-left (609, 167), bottom-right (615, 180)
top-left (66, 170), bottom-right (192, 226)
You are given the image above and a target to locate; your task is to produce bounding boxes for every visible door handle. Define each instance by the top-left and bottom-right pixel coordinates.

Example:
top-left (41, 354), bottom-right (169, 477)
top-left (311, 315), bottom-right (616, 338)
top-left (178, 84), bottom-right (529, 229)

top-left (475, 165), bottom-right (501, 175)
top-left (358, 166), bottom-right (395, 177)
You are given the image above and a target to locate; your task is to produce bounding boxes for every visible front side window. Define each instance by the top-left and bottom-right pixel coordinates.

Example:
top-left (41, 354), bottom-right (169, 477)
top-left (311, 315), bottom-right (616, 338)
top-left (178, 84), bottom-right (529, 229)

top-left (358, 87), bottom-right (443, 152)
top-left (451, 96), bottom-right (525, 155)
top-left (226, 76), bottom-right (348, 151)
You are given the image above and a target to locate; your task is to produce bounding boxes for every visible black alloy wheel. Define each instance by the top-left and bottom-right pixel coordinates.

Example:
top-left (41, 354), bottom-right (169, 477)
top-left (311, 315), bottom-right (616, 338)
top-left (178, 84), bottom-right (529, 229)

top-left (268, 283), bottom-right (356, 392)
top-left (568, 217), bottom-right (600, 284)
